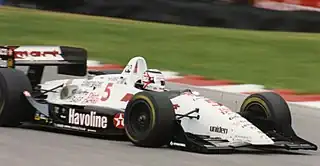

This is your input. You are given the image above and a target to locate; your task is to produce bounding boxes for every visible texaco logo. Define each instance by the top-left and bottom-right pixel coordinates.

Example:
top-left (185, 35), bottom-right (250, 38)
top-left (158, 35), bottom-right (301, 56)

top-left (113, 113), bottom-right (124, 129)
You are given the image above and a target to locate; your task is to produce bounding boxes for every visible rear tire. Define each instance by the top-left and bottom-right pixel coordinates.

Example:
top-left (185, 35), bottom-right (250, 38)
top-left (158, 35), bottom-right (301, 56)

top-left (124, 91), bottom-right (175, 148)
top-left (0, 68), bottom-right (33, 127)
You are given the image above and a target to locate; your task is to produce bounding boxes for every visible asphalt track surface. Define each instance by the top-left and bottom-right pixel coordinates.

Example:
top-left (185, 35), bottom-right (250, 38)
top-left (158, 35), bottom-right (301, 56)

top-left (1, 67), bottom-right (320, 166)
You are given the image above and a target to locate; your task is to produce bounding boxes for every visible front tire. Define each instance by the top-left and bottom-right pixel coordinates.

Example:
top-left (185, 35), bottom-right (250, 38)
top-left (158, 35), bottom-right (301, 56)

top-left (124, 91), bottom-right (175, 148)
top-left (0, 68), bottom-right (33, 127)
top-left (239, 92), bottom-right (295, 137)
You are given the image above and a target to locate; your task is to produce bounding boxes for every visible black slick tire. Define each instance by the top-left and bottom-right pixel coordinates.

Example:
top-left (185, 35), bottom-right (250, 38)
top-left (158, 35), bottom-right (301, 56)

top-left (0, 68), bottom-right (33, 127)
top-left (239, 92), bottom-right (295, 137)
top-left (124, 91), bottom-right (175, 148)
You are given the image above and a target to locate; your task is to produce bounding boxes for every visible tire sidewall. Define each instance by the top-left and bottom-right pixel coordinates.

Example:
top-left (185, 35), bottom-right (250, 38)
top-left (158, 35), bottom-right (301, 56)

top-left (124, 93), bottom-right (157, 143)
top-left (240, 92), bottom-right (292, 131)
top-left (0, 68), bottom-right (33, 126)
top-left (0, 72), bottom-right (10, 125)
top-left (124, 91), bottom-right (175, 147)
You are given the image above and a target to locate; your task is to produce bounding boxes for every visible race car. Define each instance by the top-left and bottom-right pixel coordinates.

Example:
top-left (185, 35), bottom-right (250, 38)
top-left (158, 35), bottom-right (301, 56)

top-left (0, 45), bottom-right (317, 153)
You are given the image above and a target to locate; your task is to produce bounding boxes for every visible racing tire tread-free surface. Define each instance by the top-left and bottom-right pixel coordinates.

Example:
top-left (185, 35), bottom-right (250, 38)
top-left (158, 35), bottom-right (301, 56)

top-left (239, 92), bottom-right (294, 136)
top-left (124, 91), bottom-right (175, 148)
top-left (0, 68), bottom-right (33, 127)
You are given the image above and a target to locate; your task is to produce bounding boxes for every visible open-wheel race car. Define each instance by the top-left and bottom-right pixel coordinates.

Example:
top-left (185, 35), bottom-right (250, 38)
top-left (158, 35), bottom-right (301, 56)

top-left (0, 45), bottom-right (317, 153)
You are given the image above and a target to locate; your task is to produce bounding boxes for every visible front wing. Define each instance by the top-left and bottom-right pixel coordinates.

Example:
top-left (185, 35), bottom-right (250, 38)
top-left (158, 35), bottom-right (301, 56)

top-left (168, 122), bottom-right (318, 154)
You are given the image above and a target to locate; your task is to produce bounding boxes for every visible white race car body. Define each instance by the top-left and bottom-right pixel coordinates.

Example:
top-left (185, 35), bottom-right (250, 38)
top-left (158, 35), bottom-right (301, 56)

top-left (39, 56), bottom-right (273, 146)
top-left (0, 45), bottom-right (315, 153)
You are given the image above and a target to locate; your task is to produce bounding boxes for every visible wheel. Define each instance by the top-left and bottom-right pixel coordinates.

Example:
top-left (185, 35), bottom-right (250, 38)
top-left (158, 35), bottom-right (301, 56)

top-left (0, 68), bottom-right (33, 127)
top-left (124, 91), bottom-right (175, 148)
top-left (239, 92), bottom-right (295, 137)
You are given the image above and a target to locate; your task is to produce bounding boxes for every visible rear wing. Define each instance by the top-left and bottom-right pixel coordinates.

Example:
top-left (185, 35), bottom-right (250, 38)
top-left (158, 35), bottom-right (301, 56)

top-left (0, 45), bottom-right (87, 87)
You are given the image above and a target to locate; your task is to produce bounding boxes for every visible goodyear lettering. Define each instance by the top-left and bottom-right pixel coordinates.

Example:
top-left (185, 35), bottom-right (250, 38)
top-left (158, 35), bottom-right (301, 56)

top-left (68, 109), bottom-right (108, 128)
top-left (209, 126), bottom-right (228, 134)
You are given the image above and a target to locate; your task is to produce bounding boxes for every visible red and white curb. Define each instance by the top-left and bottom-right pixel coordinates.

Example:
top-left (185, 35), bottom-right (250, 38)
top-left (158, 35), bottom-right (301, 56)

top-left (87, 60), bottom-right (320, 109)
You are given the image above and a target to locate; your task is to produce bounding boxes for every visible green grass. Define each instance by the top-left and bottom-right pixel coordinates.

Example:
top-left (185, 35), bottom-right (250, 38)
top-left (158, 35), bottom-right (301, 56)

top-left (1, 6), bottom-right (320, 93)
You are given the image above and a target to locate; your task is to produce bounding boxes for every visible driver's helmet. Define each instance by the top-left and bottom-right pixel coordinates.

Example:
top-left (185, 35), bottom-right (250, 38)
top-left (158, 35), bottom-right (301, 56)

top-left (140, 69), bottom-right (166, 92)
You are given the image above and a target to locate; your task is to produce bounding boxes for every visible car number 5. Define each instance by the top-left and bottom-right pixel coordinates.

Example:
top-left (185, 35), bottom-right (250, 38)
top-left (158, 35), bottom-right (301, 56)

top-left (101, 83), bottom-right (113, 101)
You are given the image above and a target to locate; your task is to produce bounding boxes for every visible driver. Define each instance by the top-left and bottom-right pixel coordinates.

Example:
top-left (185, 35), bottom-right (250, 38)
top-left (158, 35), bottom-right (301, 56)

top-left (135, 69), bottom-right (166, 92)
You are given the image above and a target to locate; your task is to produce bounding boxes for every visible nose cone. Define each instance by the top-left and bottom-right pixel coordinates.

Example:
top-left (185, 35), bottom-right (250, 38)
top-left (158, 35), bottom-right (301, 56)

top-left (227, 115), bottom-right (274, 145)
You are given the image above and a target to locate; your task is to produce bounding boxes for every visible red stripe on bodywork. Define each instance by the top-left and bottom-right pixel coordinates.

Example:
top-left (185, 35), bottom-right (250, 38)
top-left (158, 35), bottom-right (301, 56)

top-left (121, 93), bottom-right (133, 102)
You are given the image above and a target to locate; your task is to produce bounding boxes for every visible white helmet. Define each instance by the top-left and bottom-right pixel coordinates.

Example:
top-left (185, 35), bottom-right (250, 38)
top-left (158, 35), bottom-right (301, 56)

top-left (139, 69), bottom-right (165, 92)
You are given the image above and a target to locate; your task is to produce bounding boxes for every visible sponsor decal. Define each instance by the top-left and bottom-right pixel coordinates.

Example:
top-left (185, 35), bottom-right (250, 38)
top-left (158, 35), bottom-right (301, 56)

top-left (234, 135), bottom-right (252, 140)
top-left (64, 89), bottom-right (88, 102)
top-left (241, 123), bottom-right (251, 128)
top-left (34, 113), bottom-right (41, 121)
top-left (235, 119), bottom-right (256, 129)
top-left (210, 126), bottom-right (228, 134)
top-left (117, 78), bottom-right (127, 84)
top-left (228, 114), bottom-right (242, 120)
top-left (205, 98), bottom-right (223, 106)
top-left (54, 123), bottom-right (88, 132)
top-left (0, 48), bottom-right (13, 56)
top-left (53, 106), bottom-right (62, 114)
top-left (8, 46), bottom-right (64, 61)
top-left (218, 106), bottom-right (231, 115)
top-left (107, 77), bottom-right (120, 82)
top-left (15, 50), bottom-right (60, 59)
top-left (34, 112), bottom-right (49, 122)
top-left (173, 104), bottom-right (180, 111)
top-left (68, 109), bottom-right (108, 128)
top-left (69, 95), bottom-right (86, 103)
top-left (81, 80), bottom-right (104, 88)
top-left (0, 48), bottom-right (8, 55)
top-left (113, 113), bottom-right (124, 129)
top-left (82, 92), bottom-right (100, 104)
